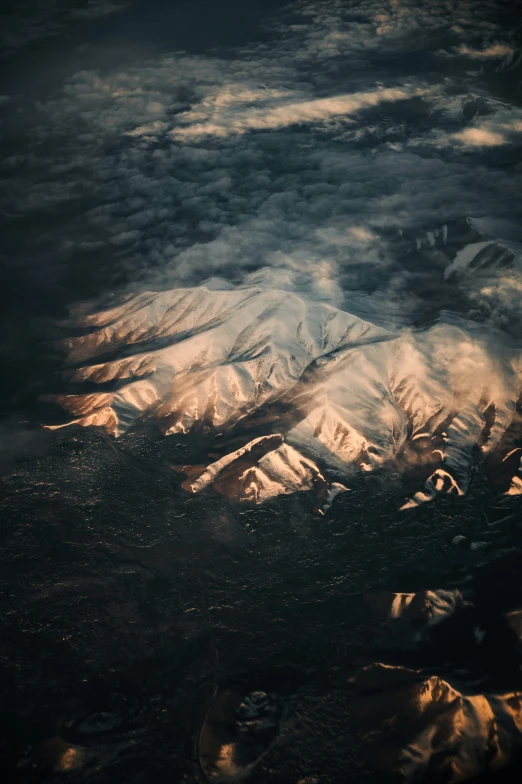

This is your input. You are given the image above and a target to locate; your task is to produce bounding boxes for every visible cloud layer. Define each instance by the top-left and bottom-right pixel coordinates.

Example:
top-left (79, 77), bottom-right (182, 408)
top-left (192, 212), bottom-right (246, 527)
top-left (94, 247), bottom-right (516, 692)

top-left (2, 0), bottom-right (521, 331)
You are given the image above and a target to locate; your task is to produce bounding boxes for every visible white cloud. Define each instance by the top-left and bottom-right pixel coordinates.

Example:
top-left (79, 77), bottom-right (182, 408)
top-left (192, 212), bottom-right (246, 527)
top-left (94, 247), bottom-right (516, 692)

top-left (428, 107), bottom-right (522, 148)
top-left (316, 226), bottom-right (376, 245)
top-left (456, 42), bottom-right (517, 59)
top-left (170, 85), bottom-right (427, 140)
top-left (452, 127), bottom-right (506, 147)
top-left (124, 121), bottom-right (168, 138)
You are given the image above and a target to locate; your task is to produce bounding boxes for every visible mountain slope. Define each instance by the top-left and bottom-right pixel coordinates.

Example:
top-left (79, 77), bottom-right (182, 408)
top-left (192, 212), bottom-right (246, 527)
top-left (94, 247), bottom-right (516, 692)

top-left (46, 272), bottom-right (522, 507)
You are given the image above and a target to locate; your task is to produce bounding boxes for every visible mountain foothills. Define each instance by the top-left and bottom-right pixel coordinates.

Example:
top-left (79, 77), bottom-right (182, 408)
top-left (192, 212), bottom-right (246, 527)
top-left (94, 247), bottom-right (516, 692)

top-left (46, 219), bottom-right (522, 510)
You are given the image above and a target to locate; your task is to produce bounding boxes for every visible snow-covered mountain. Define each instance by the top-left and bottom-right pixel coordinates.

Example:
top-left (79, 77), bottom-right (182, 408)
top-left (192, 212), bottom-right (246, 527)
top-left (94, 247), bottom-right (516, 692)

top-left (364, 589), bottom-right (466, 624)
top-left (445, 239), bottom-right (515, 280)
top-left (45, 263), bottom-right (522, 508)
top-left (348, 663), bottom-right (522, 783)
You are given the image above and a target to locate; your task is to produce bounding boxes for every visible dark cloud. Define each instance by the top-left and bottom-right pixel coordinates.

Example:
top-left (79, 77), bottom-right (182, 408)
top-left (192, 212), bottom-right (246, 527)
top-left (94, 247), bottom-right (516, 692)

top-left (0, 0), bottom-right (130, 58)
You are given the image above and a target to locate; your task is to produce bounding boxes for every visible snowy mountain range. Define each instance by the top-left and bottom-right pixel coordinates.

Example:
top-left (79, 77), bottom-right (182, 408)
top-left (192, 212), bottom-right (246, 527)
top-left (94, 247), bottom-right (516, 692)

top-left (46, 221), bottom-right (522, 509)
